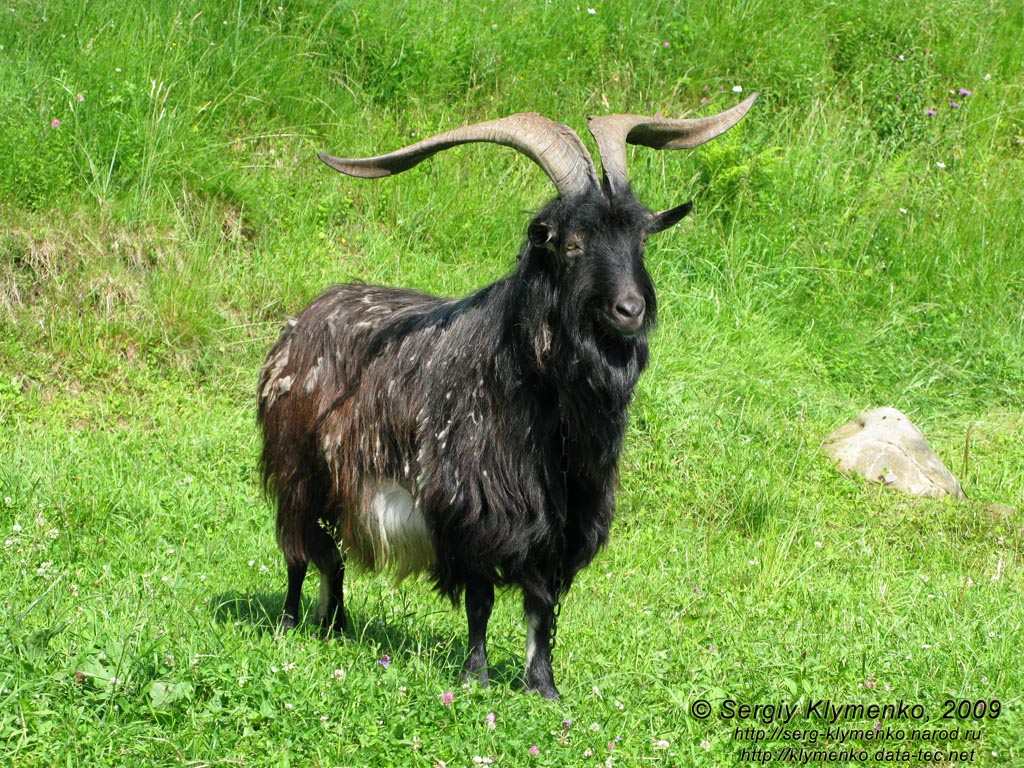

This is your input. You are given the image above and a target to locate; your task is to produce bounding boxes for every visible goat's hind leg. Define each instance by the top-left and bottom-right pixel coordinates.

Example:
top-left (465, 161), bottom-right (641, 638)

top-left (280, 522), bottom-right (346, 633)
top-left (314, 554), bottom-right (346, 633)
top-left (281, 561), bottom-right (308, 631)
top-left (308, 524), bottom-right (346, 633)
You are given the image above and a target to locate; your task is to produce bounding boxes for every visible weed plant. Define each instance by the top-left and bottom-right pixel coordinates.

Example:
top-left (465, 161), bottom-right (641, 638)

top-left (1, 0), bottom-right (1022, 766)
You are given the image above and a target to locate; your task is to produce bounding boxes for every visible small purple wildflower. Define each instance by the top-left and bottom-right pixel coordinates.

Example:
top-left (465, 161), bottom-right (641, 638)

top-left (662, 41), bottom-right (670, 48)
top-left (76, 92), bottom-right (84, 103)
top-left (529, 745), bottom-right (540, 756)
top-left (949, 101), bottom-right (961, 109)
top-left (925, 109), bottom-right (937, 116)
top-left (958, 88), bottom-right (972, 96)
top-left (485, 712), bottom-right (496, 730)
top-left (377, 653), bottom-right (391, 669)
top-left (439, 691), bottom-right (455, 706)
top-left (50, 118), bottom-right (60, 128)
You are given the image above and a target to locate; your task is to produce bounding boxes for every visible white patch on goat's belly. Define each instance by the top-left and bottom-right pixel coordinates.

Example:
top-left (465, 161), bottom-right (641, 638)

top-left (364, 479), bottom-right (435, 581)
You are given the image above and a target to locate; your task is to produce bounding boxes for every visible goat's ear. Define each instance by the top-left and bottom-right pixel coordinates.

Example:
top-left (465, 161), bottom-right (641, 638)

top-left (528, 221), bottom-right (557, 249)
top-left (647, 201), bottom-right (693, 235)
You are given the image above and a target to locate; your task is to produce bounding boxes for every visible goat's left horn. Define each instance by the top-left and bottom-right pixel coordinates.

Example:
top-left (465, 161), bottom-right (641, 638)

top-left (587, 93), bottom-right (758, 197)
top-left (318, 113), bottom-right (601, 200)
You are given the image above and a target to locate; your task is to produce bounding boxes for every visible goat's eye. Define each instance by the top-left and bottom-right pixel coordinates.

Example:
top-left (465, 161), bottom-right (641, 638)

top-left (565, 241), bottom-right (584, 256)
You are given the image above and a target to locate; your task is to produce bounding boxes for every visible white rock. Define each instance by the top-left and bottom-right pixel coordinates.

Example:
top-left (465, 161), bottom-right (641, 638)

top-left (822, 407), bottom-right (966, 499)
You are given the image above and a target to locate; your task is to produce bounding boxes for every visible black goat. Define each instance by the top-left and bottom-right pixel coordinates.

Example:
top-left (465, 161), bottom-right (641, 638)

top-left (257, 98), bottom-right (756, 699)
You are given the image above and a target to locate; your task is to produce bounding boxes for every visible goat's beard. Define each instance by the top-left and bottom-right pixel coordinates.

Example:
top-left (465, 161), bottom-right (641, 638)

top-left (556, 288), bottom-right (650, 389)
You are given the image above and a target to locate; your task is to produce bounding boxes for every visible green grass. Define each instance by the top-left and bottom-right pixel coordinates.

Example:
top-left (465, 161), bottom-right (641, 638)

top-left (2, 0), bottom-right (1023, 765)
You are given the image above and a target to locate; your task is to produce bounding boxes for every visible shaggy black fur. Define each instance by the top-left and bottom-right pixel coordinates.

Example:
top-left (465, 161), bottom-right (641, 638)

top-left (257, 187), bottom-right (689, 699)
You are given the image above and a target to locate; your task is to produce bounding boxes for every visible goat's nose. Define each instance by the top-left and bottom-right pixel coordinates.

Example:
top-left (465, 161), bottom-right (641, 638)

top-left (612, 294), bottom-right (645, 331)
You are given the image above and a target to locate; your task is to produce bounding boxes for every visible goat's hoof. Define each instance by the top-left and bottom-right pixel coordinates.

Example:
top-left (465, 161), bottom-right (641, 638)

top-left (318, 616), bottom-right (346, 635)
top-left (525, 680), bottom-right (561, 700)
top-left (531, 685), bottom-right (561, 700)
top-left (463, 666), bottom-right (490, 687)
top-left (280, 615), bottom-right (299, 632)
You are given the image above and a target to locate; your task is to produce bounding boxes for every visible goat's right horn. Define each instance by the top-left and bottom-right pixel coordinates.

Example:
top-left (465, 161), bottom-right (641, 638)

top-left (319, 113), bottom-right (601, 200)
top-left (588, 93), bottom-right (759, 197)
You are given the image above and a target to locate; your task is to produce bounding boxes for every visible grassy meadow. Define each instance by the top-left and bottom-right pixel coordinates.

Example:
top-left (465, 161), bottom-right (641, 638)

top-left (2, 0), bottom-right (1023, 765)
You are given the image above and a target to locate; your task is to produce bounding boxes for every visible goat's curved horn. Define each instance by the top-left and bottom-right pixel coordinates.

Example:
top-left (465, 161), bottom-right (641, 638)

top-left (318, 113), bottom-right (600, 200)
top-left (587, 93), bottom-right (758, 196)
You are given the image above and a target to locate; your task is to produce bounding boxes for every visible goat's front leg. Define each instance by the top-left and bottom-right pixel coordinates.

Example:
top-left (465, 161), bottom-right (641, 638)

top-left (463, 577), bottom-right (495, 685)
top-left (523, 591), bottom-right (560, 700)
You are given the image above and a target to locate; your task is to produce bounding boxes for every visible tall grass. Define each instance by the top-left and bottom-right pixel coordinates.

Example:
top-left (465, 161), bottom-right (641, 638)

top-left (1, 0), bottom-right (1022, 765)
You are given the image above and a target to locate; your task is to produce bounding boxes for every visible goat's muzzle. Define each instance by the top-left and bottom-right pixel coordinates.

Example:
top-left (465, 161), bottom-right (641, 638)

top-left (609, 290), bottom-right (646, 336)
